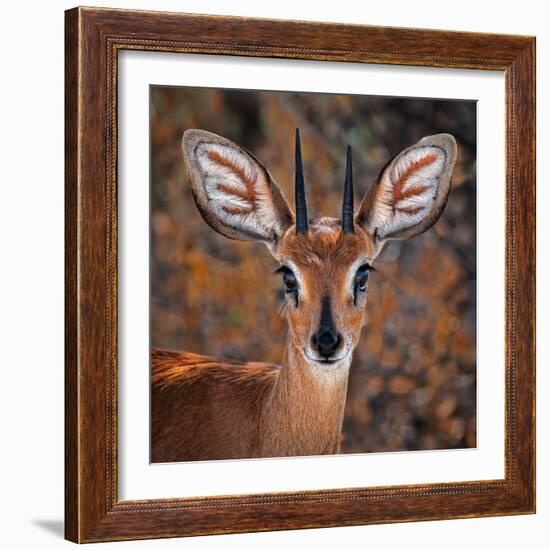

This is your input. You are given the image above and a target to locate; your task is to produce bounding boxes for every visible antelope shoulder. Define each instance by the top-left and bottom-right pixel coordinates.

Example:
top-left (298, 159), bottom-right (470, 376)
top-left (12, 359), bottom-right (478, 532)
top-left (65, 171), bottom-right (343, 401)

top-left (151, 348), bottom-right (279, 462)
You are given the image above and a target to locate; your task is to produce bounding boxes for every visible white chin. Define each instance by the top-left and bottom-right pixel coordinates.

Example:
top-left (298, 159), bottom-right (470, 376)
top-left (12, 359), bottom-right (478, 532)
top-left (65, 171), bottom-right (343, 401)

top-left (303, 350), bottom-right (351, 367)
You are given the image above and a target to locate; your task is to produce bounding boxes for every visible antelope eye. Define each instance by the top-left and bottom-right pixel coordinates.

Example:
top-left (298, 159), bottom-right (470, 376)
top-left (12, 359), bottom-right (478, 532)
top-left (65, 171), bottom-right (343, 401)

top-left (275, 266), bottom-right (298, 294)
top-left (282, 270), bottom-right (297, 294)
top-left (354, 264), bottom-right (371, 293)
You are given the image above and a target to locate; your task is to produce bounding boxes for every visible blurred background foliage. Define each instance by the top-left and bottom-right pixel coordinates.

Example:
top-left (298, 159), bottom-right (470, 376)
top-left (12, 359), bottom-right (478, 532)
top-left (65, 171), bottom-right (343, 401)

top-left (150, 85), bottom-right (477, 453)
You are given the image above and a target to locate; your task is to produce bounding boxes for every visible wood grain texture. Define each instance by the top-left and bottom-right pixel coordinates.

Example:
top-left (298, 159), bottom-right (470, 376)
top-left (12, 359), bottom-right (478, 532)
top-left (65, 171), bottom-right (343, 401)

top-left (64, 7), bottom-right (79, 543)
top-left (64, 6), bottom-right (536, 543)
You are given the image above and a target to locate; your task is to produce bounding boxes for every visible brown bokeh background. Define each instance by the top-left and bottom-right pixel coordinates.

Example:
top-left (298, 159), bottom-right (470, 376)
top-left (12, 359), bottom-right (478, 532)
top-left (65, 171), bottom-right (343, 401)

top-left (150, 86), bottom-right (477, 453)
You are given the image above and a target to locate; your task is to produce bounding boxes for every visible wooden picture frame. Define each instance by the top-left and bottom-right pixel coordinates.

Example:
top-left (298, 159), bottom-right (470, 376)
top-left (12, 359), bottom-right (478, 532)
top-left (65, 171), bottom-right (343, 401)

top-left (65, 6), bottom-right (536, 543)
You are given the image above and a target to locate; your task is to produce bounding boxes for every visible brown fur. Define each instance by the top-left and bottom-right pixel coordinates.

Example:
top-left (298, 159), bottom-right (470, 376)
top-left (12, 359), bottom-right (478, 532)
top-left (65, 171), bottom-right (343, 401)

top-left (274, 220), bottom-right (373, 360)
top-left (151, 344), bottom-right (348, 462)
top-left (151, 349), bottom-right (279, 461)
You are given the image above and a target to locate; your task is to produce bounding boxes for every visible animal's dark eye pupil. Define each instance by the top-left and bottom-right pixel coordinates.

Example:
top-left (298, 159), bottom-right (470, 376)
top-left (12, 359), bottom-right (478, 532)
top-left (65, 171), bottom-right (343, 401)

top-left (284, 280), bottom-right (296, 292)
top-left (282, 271), bottom-right (297, 293)
top-left (354, 264), bottom-right (371, 294)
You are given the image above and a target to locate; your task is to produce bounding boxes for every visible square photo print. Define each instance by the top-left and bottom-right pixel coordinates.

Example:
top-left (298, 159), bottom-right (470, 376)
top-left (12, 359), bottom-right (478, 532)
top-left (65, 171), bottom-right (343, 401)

top-left (149, 86), bottom-right (477, 463)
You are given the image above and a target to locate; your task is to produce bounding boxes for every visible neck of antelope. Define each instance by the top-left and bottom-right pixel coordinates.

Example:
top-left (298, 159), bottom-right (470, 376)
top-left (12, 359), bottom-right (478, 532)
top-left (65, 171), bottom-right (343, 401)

top-left (260, 337), bottom-right (351, 457)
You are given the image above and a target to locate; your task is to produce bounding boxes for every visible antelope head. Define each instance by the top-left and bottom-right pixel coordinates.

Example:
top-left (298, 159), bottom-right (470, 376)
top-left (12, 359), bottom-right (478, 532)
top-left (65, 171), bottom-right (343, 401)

top-left (182, 129), bottom-right (456, 370)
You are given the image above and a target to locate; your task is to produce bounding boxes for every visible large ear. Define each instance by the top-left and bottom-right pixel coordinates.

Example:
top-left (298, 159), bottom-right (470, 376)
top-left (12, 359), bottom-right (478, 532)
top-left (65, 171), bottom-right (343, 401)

top-left (182, 129), bottom-right (294, 249)
top-left (355, 133), bottom-right (457, 256)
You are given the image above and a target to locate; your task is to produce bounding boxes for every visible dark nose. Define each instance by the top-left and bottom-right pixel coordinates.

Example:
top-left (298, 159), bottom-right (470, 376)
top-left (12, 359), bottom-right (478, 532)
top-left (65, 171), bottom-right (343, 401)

top-left (312, 329), bottom-right (342, 359)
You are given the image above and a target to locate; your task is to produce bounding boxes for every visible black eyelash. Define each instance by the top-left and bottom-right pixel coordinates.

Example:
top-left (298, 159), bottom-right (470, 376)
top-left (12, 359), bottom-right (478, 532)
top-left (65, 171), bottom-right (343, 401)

top-left (273, 265), bottom-right (290, 275)
top-left (359, 262), bottom-right (376, 273)
top-left (355, 263), bottom-right (373, 279)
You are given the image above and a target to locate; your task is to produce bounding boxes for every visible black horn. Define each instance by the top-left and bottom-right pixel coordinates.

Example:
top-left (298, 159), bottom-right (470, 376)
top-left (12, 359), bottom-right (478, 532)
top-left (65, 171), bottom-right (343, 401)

top-left (294, 128), bottom-right (308, 234)
top-left (342, 145), bottom-right (354, 234)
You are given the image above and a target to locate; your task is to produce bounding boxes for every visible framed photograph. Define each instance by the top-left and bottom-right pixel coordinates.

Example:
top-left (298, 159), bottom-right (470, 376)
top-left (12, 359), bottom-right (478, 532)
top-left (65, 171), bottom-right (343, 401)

top-left (65, 6), bottom-right (535, 543)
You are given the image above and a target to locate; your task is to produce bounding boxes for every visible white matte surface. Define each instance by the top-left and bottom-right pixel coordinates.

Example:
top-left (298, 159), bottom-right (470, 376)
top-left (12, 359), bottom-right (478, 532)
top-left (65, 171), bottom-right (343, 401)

top-left (118, 51), bottom-right (506, 500)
